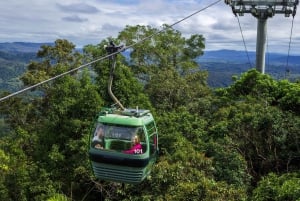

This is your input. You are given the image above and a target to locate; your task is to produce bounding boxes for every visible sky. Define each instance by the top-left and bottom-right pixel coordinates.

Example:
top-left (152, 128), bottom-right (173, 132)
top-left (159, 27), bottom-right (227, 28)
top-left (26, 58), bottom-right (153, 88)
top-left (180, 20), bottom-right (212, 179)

top-left (0, 0), bottom-right (299, 55)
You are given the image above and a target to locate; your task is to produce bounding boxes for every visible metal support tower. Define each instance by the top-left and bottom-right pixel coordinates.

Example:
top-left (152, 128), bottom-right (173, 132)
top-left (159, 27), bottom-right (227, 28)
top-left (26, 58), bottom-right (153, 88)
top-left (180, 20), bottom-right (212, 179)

top-left (225, 0), bottom-right (299, 73)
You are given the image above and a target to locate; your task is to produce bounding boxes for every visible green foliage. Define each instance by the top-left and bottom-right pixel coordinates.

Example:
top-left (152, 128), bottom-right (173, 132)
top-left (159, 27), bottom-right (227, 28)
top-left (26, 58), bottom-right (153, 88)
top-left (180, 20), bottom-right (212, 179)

top-left (225, 69), bottom-right (300, 114)
top-left (34, 73), bottom-right (102, 199)
top-left (1, 25), bottom-right (300, 201)
top-left (203, 73), bottom-right (300, 201)
top-left (276, 79), bottom-right (300, 113)
top-left (156, 107), bottom-right (208, 150)
top-left (118, 24), bottom-right (205, 78)
top-left (21, 39), bottom-right (82, 89)
top-left (228, 69), bottom-right (277, 99)
top-left (251, 172), bottom-right (300, 201)
top-left (0, 149), bottom-right (10, 172)
top-left (0, 39), bottom-right (103, 200)
top-left (0, 117), bottom-right (10, 136)
top-left (118, 136), bottom-right (247, 201)
top-left (47, 194), bottom-right (70, 201)
top-left (117, 25), bottom-right (209, 112)
top-left (0, 93), bottom-right (35, 130)
top-left (204, 137), bottom-right (250, 186)
top-left (215, 69), bottom-right (300, 184)
top-left (145, 68), bottom-right (210, 111)
top-left (84, 40), bottom-right (152, 109)
top-left (115, 106), bottom-right (248, 200)
top-left (0, 50), bottom-right (35, 92)
top-left (0, 148), bottom-right (10, 200)
top-left (0, 129), bottom-right (57, 201)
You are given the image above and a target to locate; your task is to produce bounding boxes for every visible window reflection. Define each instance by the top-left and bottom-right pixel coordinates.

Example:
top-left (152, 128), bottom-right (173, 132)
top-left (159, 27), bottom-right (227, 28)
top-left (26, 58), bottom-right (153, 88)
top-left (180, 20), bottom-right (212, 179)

top-left (91, 123), bottom-right (146, 154)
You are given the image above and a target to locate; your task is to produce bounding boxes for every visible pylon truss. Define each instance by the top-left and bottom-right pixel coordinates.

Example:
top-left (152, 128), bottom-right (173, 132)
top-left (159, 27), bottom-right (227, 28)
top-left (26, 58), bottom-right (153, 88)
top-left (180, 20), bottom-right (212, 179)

top-left (225, 0), bottom-right (299, 18)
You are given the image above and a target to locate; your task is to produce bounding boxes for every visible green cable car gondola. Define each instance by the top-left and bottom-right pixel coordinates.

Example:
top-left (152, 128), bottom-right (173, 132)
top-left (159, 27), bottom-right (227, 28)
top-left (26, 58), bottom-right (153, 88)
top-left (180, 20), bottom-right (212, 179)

top-left (89, 108), bottom-right (159, 184)
top-left (89, 41), bottom-right (158, 184)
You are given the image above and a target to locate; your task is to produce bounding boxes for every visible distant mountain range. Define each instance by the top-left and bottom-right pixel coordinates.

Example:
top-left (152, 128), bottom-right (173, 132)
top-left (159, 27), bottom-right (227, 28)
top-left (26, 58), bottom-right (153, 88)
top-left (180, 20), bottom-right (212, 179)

top-left (199, 49), bottom-right (299, 65)
top-left (0, 42), bottom-right (299, 92)
top-left (197, 49), bottom-right (300, 87)
top-left (0, 42), bottom-right (53, 53)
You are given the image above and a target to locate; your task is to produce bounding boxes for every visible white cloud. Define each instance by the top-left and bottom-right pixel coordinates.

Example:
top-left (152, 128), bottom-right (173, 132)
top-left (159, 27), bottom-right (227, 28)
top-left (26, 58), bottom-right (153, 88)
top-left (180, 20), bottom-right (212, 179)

top-left (0, 0), bottom-right (299, 54)
top-left (56, 2), bottom-right (100, 13)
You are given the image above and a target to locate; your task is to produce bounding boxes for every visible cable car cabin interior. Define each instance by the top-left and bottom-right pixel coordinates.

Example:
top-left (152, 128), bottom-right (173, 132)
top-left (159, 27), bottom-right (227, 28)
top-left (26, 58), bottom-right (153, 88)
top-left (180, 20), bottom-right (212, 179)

top-left (89, 108), bottom-right (159, 184)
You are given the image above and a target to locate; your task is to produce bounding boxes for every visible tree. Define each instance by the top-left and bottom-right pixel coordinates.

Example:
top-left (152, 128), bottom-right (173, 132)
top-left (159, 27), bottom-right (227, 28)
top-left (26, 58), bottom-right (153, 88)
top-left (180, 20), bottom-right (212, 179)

top-left (34, 70), bottom-right (102, 200)
top-left (84, 39), bottom-right (153, 110)
top-left (276, 79), bottom-right (300, 114)
top-left (145, 68), bottom-right (210, 111)
top-left (117, 25), bottom-right (209, 111)
top-left (111, 107), bottom-right (248, 201)
top-left (1, 39), bottom-right (104, 200)
top-left (21, 39), bottom-right (82, 91)
top-left (251, 172), bottom-right (300, 201)
top-left (228, 69), bottom-right (300, 114)
top-left (114, 132), bottom-right (248, 201)
top-left (215, 69), bottom-right (300, 184)
top-left (4, 24), bottom-right (299, 200)
top-left (0, 128), bottom-right (57, 201)
top-left (118, 25), bottom-right (205, 74)
top-left (0, 149), bottom-right (10, 200)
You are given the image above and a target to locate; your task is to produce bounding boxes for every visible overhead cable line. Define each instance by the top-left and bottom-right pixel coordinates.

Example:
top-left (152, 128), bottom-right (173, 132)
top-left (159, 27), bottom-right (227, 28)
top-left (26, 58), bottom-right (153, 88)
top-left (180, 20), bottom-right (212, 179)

top-left (124, 0), bottom-right (222, 50)
top-left (266, 32), bottom-right (269, 70)
top-left (0, 0), bottom-right (222, 103)
top-left (0, 54), bottom-right (112, 102)
top-left (285, 16), bottom-right (295, 79)
top-left (226, 0), bottom-right (299, 74)
top-left (236, 15), bottom-right (252, 68)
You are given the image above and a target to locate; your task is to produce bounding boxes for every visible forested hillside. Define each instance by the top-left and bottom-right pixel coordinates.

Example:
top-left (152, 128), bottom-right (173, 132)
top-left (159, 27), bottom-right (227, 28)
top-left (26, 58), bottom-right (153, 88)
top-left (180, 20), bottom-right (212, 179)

top-left (0, 42), bottom-right (52, 92)
top-left (0, 43), bottom-right (46, 92)
top-left (1, 42), bottom-right (300, 92)
top-left (198, 50), bottom-right (300, 87)
top-left (0, 26), bottom-right (300, 201)
top-left (0, 52), bottom-right (36, 92)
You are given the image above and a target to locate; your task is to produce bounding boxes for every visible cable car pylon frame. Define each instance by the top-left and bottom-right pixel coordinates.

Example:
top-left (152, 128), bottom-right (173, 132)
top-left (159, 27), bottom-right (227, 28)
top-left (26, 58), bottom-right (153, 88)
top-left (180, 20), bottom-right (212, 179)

top-left (225, 0), bottom-right (299, 74)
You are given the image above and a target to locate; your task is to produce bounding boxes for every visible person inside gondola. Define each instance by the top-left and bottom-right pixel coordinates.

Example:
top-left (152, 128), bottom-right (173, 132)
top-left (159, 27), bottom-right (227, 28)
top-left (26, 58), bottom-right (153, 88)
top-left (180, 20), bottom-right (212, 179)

top-left (92, 126), bottom-right (104, 149)
top-left (123, 135), bottom-right (143, 154)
